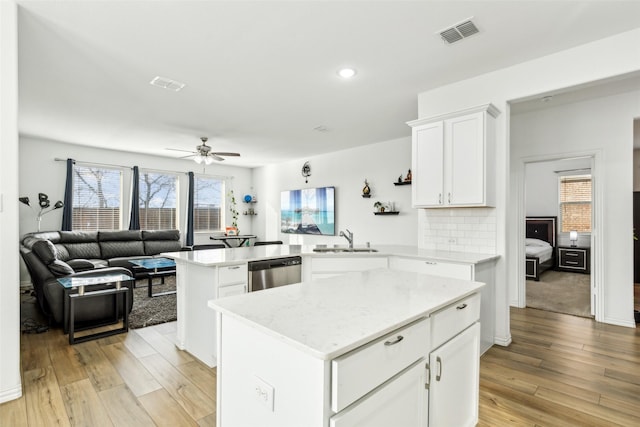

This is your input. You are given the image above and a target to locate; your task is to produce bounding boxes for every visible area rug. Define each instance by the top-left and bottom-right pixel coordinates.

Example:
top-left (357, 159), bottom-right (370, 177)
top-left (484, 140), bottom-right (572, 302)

top-left (129, 276), bottom-right (177, 329)
top-left (526, 270), bottom-right (592, 318)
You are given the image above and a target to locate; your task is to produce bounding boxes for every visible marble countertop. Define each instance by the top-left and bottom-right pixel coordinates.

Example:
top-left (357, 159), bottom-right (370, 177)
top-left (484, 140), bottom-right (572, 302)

top-left (209, 268), bottom-right (484, 360)
top-left (162, 244), bottom-right (498, 266)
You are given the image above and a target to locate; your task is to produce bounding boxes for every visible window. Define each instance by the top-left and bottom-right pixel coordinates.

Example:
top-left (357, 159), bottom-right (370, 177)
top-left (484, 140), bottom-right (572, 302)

top-left (193, 176), bottom-right (225, 231)
top-left (139, 171), bottom-right (179, 230)
top-left (73, 165), bottom-right (122, 230)
top-left (559, 174), bottom-right (592, 233)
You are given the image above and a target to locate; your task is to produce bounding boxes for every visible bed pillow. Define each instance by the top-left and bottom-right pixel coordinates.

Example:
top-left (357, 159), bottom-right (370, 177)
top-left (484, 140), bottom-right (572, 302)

top-left (525, 238), bottom-right (551, 247)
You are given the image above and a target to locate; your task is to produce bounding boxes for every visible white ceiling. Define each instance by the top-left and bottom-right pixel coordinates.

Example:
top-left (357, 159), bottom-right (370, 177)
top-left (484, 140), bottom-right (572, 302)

top-left (17, 1), bottom-right (640, 167)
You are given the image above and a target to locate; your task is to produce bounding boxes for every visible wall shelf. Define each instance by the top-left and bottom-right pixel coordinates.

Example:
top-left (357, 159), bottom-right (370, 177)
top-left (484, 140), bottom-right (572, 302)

top-left (394, 181), bottom-right (411, 186)
top-left (374, 211), bottom-right (400, 215)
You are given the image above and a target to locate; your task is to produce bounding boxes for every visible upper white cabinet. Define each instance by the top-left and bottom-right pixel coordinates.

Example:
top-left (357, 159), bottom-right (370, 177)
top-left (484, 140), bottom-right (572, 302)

top-left (408, 104), bottom-right (500, 208)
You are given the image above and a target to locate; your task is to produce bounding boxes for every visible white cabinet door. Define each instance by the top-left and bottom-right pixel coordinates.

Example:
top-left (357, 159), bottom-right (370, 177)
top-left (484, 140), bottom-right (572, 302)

top-left (330, 360), bottom-right (428, 427)
top-left (446, 112), bottom-right (484, 206)
top-left (428, 323), bottom-right (480, 427)
top-left (412, 121), bottom-right (444, 207)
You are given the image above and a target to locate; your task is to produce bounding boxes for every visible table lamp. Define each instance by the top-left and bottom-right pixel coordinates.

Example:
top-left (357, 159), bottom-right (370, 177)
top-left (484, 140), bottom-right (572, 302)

top-left (569, 230), bottom-right (578, 247)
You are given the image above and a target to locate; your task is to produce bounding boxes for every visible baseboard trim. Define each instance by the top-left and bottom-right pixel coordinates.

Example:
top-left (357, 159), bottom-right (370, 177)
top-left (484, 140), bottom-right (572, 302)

top-left (493, 335), bottom-right (512, 347)
top-left (0, 383), bottom-right (23, 404)
top-left (603, 316), bottom-right (636, 329)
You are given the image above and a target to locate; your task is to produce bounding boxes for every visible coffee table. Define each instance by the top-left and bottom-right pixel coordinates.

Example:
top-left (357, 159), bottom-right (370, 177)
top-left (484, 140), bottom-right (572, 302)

top-left (129, 257), bottom-right (176, 297)
top-left (58, 272), bottom-right (133, 344)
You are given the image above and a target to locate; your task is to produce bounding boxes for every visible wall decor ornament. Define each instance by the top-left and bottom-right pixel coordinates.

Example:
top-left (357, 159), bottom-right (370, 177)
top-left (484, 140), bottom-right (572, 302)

top-left (301, 161), bottom-right (311, 183)
top-left (362, 179), bottom-right (371, 198)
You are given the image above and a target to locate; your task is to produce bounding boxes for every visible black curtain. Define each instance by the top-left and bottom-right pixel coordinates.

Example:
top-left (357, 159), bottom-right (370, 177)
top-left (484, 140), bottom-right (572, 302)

top-left (186, 172), bottom-right (195, 246)
top-left (129, 166), bottom-right (140, 230)
top-left (61, 158), bottom-right (74, 231)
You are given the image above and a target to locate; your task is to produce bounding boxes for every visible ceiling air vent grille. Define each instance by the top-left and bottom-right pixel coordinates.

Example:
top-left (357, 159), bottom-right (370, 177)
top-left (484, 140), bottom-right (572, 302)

top-left (150, 76), bottom-right (186, 92)
top-left (438, 18), bottom-right (479, 44)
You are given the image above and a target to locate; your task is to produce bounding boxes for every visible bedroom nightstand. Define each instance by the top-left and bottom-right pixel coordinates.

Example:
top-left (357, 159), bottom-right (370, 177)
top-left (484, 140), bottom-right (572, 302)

top-left (557, 246), bottom-right (590, 274)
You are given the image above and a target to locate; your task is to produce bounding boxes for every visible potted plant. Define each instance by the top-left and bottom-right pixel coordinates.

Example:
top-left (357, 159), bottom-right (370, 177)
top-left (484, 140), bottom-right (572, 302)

top-left (228, 190), bottom-right (239, 234)
top-left (373, 201), bottom-right (385, 212)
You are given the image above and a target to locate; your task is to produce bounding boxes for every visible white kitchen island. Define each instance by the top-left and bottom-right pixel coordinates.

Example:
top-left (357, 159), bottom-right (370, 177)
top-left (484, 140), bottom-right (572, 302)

top-left (162, 245), bottom-right (498, 368)
top-left (209, 268), bottom-right (485, 427)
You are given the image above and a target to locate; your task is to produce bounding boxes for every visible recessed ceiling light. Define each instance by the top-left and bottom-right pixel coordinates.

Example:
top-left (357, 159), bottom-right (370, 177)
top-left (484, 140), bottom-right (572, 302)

top-left (337, 68), bottom-right (357, 79)
top-left (150, 76), bottom-right (186, 92)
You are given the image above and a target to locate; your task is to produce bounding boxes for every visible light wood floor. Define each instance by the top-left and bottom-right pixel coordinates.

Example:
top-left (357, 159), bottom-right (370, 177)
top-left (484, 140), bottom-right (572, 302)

top-left (2, 308), bottom-right (639, 426)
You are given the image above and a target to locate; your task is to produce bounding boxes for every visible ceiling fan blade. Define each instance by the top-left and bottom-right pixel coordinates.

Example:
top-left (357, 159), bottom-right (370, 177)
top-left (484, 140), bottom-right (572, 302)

top-left (179, 154), bottom-right (196, 159)
top-left (212, 152), bottom-right (241, 157)
top-left (210, 153), bottom-right (226, 162)
top-left (166, 148), bottom-right (196, 154)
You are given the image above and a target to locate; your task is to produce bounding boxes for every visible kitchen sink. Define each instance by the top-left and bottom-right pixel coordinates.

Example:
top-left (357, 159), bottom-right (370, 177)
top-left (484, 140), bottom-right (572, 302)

top-left (312, 247), bottom-right (378, 253)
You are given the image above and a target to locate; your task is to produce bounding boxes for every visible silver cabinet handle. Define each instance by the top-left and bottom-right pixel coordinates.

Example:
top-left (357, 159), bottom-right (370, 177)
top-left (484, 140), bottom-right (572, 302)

top-left (425, 362), bottom-right (431, 390)
top-left (566, 261), bottom-right (579, 265)
top-left (228, 266), bottom-right (241, 270)
top-left (436, 356), bottom-right (442, 381)
top-left (566, 253), bottom-right (579, 257)
top-left (424, 261), bottom-right (437, 265)
top-left (438, 193), bottom-right (442, 204)
top-left (384, 335), bottom-right (404, 346)
top-left (456, 303), bottom-right (468, 310)
top-left (448, 193), bottom-right (451, 204)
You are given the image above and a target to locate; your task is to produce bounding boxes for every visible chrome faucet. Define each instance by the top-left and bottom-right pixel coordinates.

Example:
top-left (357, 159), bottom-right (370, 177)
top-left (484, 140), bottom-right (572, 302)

top-left (339, 229), bottom-right (354, 249)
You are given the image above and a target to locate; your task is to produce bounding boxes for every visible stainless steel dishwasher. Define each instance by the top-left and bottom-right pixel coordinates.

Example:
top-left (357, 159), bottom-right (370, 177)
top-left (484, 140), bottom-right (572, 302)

top-left (247, 256), bottom-right (302, 292)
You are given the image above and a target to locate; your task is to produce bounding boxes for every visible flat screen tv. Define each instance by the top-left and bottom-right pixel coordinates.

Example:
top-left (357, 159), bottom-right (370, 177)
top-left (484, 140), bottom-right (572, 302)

top-left (281, 186), bottom-right (335, 235)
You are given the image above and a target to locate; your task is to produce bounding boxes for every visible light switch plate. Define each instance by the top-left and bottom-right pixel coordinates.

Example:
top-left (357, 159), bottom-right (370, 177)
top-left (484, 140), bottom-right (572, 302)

top-left (253, 375), bottom-right (275, 411)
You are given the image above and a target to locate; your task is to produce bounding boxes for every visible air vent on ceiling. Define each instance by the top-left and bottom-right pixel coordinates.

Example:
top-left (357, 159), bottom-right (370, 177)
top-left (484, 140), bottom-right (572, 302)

top-left (438, 18), bottom-right (479, 44)
top-left (150, 76), bottom-right (186, 92)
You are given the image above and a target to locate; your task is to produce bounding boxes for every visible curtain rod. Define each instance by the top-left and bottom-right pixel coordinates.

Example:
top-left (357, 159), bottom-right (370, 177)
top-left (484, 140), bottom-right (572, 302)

top-left (53, 157), bottom-right (233, 179)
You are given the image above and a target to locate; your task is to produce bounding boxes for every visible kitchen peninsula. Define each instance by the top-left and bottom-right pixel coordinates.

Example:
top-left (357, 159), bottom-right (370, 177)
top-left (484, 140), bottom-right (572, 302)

top-left (162, 245), bottom-right (497, 368)
top-left (210, 269), bottom-right (485, 427)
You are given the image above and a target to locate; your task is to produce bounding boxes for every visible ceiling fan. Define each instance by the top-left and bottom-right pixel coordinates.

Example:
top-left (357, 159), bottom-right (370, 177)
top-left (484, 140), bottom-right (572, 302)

top-left (167, 137), bottom-right (240, 165)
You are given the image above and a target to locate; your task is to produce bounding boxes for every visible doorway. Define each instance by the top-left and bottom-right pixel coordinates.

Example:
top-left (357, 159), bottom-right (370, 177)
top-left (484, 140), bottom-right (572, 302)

top-left (520, 154), bottom-right (599, 319)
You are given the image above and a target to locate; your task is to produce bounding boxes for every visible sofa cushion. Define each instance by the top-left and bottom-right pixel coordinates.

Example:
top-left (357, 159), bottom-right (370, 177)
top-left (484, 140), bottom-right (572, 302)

top-left (99, 230), bottom-right (143, 242)
top-left (144, 240), bottom-right (182, 255)
top-left (142, 229), bottom-right (179, 241)
top-left (59, 231), bottom-right (98, 243)
top-left (100, 241), bottom-right (145, 258)
top-left (64, 242), bottom-right (102, 259)
top-left (67, 258), bottom-right (107, 272)
top-left (54, 243), bottom-right (71, 261)
top-left (49, 260), bottom-right (75, 277)
top-left (32, 240), bottom-right (58, 264)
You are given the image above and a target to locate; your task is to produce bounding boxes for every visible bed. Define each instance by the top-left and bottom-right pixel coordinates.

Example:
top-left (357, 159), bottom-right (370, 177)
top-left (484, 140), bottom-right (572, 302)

top-left (525, 216), bottom-right (557, 281)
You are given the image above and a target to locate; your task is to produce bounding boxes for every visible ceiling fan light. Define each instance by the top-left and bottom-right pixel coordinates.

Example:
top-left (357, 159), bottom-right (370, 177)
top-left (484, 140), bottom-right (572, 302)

top-left (194, 155), bottom-right (204, 164)
top-left (204, 156), bottom-right (214, 165)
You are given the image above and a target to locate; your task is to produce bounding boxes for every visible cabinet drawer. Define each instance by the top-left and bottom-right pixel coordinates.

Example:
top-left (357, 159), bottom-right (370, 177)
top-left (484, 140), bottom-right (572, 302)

top-left (389, 257), bottom-right (471, 280)
top-left (559, 249), bottom-right (586, 268)
top-left (331, 317), bottom-right (429, 413)
top-left (217, 283), bottom-right (246, 299)
top-left (312, 257), bottom-right (388, 273)
top-left (431, 293), bottom-right (480, 350)
top-left (218, 263), bottom-right (247, 285)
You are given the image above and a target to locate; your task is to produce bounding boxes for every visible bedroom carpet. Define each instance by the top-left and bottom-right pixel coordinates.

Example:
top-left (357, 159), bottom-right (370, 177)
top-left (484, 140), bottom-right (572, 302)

top-left (526, 270), bottom-right (592, 318)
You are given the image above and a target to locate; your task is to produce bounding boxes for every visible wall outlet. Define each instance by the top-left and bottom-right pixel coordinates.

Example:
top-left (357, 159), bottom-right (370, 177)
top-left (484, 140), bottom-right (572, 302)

top-left (253, 376), bottom-right (275, 411)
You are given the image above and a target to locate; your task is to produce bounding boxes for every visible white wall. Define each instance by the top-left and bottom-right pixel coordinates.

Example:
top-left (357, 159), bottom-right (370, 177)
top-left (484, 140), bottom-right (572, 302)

top-left (0, 0), bottom-right (22, 404)
top-left (252, 137), bottom-right (417, 248)
top-left (19, 136), bottom-right (253, 283)
top-left (416, 28), bottom-right (640, 344)
top-left (525, 157), bottom-right (592, 247)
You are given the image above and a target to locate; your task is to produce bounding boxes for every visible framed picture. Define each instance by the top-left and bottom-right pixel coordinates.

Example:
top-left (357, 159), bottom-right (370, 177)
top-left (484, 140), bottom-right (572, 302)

top-left (226, 226), bottom-right (238, 236)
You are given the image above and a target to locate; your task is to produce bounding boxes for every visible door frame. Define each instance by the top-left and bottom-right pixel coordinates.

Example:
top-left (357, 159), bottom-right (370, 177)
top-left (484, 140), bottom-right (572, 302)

top-left (516, 150), bottom-right (603, 321)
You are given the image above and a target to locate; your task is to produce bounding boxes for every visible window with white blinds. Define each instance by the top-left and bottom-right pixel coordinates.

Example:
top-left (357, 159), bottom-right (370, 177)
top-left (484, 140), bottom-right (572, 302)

top-left (139, 171), bottom-right (179, 230)
top-left (72, 165), bottom-right (122, 230)
top-left (559, 174), bottom-right (592, 233)
top-left (194, 176), bottom-right (224, 232)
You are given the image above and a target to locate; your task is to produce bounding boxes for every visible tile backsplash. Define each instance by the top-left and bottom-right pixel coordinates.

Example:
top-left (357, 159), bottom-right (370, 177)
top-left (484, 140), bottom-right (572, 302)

top-left (418, 208), bottom-right (496, 254)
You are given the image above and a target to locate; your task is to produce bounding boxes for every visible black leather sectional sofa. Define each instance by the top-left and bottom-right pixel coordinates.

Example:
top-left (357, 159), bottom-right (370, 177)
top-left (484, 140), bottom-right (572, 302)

top-left (20, 229), bottom-right (182, 325)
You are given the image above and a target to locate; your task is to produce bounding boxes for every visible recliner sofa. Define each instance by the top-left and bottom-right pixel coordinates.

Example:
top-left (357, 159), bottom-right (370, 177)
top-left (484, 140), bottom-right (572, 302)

top-left (20, 229), bottom-right (182, 325)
